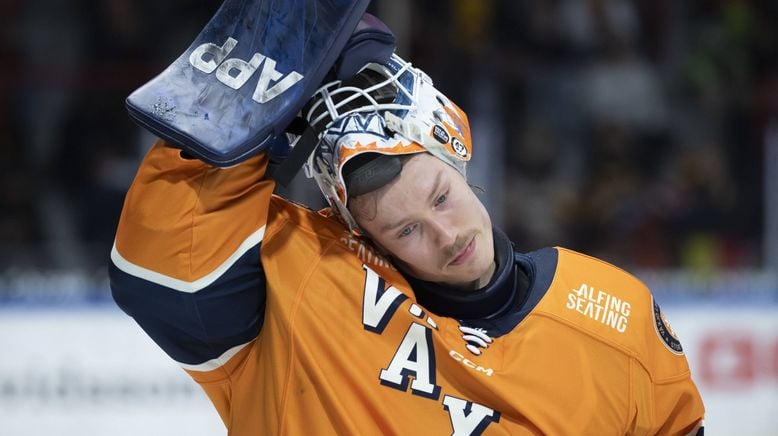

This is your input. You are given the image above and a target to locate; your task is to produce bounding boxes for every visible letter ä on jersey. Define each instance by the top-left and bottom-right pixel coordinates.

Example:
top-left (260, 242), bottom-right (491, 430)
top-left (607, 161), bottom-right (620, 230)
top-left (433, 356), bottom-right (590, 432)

top-left (189, 37), bottom-right (304, 104)
top-left (379, 322), bottom-right (441, 400)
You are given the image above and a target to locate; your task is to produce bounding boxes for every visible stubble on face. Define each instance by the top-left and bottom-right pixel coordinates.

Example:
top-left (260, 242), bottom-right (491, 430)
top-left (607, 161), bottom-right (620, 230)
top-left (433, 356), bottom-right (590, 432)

top-left (348, 153), bottom-right (495, 291)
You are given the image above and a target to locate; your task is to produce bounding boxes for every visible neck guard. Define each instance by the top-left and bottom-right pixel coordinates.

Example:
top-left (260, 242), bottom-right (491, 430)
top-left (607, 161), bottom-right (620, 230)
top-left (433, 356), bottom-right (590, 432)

top-left (403, 228), bottom-right (530, 320)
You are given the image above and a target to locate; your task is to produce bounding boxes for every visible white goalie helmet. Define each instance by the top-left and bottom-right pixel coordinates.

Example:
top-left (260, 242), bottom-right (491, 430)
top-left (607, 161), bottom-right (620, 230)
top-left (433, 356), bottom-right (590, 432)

top-left (303, 53), bottom-right (473, 232)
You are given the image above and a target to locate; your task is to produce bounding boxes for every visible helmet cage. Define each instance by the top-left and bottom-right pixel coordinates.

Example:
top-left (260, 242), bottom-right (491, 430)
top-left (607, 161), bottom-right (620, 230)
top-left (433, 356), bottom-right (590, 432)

top-left (303, 53), bottom-right (472, 232)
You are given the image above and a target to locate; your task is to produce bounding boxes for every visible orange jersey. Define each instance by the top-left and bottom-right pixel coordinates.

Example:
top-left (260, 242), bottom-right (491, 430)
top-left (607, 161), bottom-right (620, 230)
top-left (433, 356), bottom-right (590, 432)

top-left (110, 141), bottom-right (704, 435)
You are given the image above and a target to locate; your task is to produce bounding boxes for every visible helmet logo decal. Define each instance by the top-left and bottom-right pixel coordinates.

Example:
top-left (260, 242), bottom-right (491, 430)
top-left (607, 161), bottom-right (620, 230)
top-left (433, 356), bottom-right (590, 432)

top-left (451, 138), bottom-right (468, 158)
top-left (432, 125), bottom-right (450, 144)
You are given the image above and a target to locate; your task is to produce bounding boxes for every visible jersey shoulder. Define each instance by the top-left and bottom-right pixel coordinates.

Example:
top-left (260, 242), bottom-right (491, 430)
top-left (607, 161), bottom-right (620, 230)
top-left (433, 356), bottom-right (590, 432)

top-left (532, 247), bottom-right (690, 381)
top-left (267, 196), bottom-right (344, 243)
top-left (264, 197), bottom-right (397, 279)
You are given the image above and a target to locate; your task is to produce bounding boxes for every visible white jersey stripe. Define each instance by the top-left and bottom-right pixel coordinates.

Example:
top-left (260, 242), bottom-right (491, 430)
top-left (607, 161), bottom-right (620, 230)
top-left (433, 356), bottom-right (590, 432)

top-left (110, 225), bottom-right (266, 293)
top-left (178, 340), bottom-right (254, 372)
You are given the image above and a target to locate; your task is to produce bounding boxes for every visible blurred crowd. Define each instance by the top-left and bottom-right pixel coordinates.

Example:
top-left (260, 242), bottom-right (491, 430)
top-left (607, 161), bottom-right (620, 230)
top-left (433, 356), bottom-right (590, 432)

top-left (1, 0), bottom-right (776, 273)
top-left (411, 0), bottom-right (776, 271)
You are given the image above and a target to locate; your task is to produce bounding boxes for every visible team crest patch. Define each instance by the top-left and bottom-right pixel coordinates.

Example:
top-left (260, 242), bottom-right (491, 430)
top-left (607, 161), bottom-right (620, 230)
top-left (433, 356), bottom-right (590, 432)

top-left (652, 299), bottom-right (683, 355)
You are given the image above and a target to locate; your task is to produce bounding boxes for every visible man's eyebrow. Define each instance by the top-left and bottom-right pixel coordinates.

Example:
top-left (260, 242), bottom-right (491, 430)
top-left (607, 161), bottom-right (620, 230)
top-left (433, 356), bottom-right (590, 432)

top-left (427, 170), bottom-right (443, 205)
top-left (380, 218), bottom-right (407, 233)
top-left (380, 170), bottom-right (443, 233)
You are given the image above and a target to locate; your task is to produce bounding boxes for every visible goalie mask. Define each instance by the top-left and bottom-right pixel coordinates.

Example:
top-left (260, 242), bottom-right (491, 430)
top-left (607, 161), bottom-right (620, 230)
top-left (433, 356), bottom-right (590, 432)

top-left (303, 53), bottom-right (473, 231)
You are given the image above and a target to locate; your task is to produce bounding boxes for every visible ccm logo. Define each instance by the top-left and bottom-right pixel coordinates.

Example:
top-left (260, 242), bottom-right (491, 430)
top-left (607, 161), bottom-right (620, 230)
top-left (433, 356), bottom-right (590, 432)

top-left (188, 37), bottom-right (303, 104)
top-left (449, 350), bottom-right (493, 376)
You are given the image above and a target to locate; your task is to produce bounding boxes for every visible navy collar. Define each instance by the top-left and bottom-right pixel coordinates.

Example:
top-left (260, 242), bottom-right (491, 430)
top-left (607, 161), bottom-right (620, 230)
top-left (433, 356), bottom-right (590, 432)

top-left (403, 228), bottom-right (530, 320)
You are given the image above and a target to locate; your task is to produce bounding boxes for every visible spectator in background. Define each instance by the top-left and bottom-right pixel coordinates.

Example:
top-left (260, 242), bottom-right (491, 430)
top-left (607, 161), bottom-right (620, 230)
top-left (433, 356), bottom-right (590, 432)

top-left (5, 0), bottom-right (220, 269)
top-left (0, 0), bottom-right (774, 274)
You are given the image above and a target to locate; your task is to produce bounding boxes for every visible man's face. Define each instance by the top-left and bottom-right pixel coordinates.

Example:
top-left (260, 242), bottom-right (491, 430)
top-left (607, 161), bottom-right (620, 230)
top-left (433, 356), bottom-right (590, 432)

top-left (349, 153), bottom-right (495, 290)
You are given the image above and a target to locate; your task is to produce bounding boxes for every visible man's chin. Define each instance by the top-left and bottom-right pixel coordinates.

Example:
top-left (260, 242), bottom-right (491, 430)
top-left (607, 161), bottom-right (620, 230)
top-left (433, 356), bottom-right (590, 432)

top-left (460, 250), bottom-right (497, 289)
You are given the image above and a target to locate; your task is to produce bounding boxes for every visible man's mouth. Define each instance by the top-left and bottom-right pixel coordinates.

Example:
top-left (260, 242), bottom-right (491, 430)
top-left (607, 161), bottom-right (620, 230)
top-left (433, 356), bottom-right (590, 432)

top-left (449, 236), bottom-right (475, 266)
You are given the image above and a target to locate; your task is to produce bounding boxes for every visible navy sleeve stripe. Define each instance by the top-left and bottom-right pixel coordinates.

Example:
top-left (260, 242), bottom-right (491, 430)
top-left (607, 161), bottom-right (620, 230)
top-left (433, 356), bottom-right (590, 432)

top-left (109, 244), bottom-right (266, 366)
top-left (110, 225), bottom-right (265, 293)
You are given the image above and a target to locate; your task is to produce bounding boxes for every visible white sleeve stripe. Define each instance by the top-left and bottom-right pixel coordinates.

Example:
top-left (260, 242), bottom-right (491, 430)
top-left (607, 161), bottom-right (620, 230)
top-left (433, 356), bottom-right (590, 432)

top-left (110, 225), bottom-right (266, 293)
top-left (178, 340), bottom-right (254, 372)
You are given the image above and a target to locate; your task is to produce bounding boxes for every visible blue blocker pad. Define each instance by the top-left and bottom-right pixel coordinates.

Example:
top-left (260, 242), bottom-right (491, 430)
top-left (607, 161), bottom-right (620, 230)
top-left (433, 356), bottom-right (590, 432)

top-left (126, 0), bottom-right (371, 167)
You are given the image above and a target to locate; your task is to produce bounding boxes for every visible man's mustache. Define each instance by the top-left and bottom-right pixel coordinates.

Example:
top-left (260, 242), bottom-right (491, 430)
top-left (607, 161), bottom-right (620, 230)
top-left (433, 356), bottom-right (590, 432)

top-left (444, 233), bottom-right (474, 263)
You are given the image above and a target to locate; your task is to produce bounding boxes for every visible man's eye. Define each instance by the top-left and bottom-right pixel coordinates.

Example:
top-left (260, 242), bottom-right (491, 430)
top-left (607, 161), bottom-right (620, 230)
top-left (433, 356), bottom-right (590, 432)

top-left (435, 193), bottom-right (448, 206)
top-left (398, 224), bottom-right (417, 238)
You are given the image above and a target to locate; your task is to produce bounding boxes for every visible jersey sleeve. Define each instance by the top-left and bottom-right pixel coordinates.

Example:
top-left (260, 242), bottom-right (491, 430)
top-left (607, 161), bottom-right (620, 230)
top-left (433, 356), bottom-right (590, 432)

top-left (628, 297), bottom-right (705, 435)
top-left (109, 140), bottom-right (274, 380)
top-left (628, 357), bottom-right (705, 435)
top-left (550, 248), bottom-right (705, 435)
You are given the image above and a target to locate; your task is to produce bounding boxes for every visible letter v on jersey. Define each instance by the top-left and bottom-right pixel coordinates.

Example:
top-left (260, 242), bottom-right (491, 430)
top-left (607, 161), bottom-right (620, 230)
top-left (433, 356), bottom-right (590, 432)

top-left (189, 37), bottom-right (304, 104)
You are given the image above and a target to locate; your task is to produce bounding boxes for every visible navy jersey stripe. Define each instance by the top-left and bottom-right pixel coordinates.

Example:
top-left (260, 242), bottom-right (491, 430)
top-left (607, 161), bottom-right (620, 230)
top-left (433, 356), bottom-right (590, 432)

top-left (109, 244), bottom-right (266, 366)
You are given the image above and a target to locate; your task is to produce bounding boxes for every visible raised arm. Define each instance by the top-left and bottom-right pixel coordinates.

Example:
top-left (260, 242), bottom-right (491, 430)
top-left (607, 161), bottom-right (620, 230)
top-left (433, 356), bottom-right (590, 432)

top-left (109, 140), bottom-right (273, 379)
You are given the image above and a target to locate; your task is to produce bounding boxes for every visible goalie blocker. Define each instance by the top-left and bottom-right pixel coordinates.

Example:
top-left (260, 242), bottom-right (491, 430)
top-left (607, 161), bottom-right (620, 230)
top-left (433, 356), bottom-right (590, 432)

top-left (126, 0), bottom-right (394, 172)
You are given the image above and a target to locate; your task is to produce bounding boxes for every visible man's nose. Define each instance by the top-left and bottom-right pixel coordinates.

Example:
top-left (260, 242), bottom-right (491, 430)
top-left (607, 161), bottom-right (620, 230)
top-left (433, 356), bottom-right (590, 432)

top-left (429, 217), bottom-right (457, 248)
